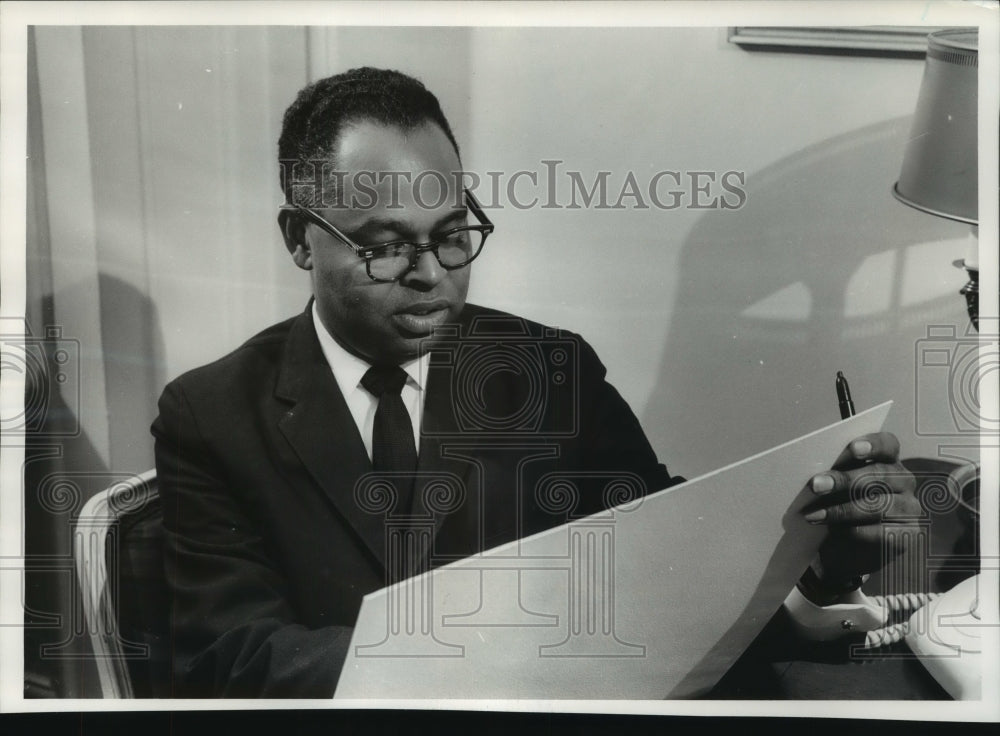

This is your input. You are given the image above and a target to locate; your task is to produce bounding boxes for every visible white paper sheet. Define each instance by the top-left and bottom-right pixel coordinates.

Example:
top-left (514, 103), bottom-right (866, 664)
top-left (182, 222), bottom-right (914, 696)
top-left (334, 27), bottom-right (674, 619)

top-left (334, 402), bottom-right (893, 700)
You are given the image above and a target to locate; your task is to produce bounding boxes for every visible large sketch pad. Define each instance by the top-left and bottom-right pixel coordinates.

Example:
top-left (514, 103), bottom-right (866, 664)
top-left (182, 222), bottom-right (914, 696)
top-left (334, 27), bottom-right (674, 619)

top-left (335, 403), bottom-right (892, 699)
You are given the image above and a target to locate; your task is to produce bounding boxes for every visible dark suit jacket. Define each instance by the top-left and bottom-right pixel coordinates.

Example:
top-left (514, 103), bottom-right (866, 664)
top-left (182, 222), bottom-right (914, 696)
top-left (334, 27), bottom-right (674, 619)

top-left (152, 302), bottom-right (681, 697)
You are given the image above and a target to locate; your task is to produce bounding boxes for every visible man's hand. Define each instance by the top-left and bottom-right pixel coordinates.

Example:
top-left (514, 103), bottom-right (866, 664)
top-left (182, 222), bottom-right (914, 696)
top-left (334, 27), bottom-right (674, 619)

top-left (802, 432), bottom-right (922, 583)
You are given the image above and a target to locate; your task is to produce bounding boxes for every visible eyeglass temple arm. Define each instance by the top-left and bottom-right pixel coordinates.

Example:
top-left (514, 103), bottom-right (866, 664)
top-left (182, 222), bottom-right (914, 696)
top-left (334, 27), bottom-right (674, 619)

top-left (463, 188), bottom-right (493, 228)
top-left (279, 203), bottom-right (365, 256)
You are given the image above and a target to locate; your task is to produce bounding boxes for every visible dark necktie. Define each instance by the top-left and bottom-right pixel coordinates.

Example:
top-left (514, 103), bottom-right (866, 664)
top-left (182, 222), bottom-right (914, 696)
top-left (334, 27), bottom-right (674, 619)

top-left (361, 365), bottom-right (418, 517)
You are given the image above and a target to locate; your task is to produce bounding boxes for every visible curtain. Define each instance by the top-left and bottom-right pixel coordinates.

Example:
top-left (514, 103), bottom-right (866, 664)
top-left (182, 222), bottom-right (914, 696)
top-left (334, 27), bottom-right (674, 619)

top-left (26, 24), bottom-right (311, 698)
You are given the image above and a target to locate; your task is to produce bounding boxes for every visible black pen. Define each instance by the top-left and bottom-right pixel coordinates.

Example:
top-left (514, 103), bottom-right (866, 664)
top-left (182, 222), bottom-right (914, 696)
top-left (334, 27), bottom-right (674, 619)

top-left (836, 370), bottom-right (855, 420)
top-left (794, 369), bottom-right (865, 602)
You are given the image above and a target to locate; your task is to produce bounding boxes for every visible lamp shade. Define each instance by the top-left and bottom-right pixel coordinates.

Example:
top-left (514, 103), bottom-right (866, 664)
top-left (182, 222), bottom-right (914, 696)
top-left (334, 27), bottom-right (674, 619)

top-left (893, 28), bottom-right (978, 225)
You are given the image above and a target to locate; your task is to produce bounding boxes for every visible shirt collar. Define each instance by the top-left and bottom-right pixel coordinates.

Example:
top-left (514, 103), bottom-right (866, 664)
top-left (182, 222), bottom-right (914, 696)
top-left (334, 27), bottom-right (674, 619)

top-left (311, 302), bottom-right (428, 393)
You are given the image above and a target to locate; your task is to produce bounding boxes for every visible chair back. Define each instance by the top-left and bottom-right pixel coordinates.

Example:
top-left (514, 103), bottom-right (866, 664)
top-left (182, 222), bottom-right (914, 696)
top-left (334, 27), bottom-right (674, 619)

top-left (74, 470), bottom-right (170, 697)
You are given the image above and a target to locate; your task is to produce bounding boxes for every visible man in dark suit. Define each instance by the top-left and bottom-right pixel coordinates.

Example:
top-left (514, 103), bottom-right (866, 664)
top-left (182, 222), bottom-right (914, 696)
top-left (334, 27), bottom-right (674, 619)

top-left (152, 67), bottom-right (920, 697)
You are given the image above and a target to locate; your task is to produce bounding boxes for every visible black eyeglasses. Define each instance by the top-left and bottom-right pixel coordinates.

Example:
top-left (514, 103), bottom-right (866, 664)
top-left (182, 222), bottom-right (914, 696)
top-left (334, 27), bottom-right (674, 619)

top-left (281, 188), bottom-right (494, 282)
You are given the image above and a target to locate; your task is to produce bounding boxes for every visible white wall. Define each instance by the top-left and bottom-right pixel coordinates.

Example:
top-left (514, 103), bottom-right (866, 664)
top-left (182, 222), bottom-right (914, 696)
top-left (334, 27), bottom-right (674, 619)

top-left (459, 27), bottom-right (973, 476)
top-left (29, 25), bottom-right (974, 482)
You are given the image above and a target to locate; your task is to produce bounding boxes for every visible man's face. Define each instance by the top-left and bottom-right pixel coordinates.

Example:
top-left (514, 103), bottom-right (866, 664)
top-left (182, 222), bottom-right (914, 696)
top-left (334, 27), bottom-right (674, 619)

top-left (296, 121), bottom-right (470, 364)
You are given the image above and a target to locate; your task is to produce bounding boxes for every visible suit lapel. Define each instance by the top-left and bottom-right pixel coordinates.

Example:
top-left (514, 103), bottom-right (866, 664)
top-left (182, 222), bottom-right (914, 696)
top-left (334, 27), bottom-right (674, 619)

top-left (275, 310), bottom-right (388, 571)
top-left (274, 306), bottom-right (485, 574)
top-left (416, 354), bottom-right (478, 548)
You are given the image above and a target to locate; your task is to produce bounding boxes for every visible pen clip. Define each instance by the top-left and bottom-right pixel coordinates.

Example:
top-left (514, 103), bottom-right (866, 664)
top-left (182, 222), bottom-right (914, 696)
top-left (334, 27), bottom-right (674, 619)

top-left (836, 370), bottom-right (856, 420)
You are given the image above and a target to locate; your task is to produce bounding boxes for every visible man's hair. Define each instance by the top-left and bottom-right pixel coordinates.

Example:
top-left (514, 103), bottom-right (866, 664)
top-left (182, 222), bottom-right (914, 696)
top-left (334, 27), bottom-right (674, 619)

top-left (278, 67), bottom-right (460, 207)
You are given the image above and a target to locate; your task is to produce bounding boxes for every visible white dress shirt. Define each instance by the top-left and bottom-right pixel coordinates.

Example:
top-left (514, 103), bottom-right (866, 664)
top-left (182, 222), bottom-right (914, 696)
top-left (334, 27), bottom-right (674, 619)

top-left (311, 302), bottom-right (429, 461)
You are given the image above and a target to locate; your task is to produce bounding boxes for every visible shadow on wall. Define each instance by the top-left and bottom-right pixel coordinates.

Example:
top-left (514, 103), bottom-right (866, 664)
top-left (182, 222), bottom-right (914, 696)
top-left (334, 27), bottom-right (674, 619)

top-left (96, 273), bottom-right (168, 476)
top-left (22, 275), bottom-right (166, 698)
top-left (642, 117), bottom-right (971, 479)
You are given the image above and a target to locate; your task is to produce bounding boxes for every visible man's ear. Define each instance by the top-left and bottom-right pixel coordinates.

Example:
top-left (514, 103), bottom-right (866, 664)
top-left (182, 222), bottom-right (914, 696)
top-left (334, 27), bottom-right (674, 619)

top-left (277, 209), bottom-right (312, 270)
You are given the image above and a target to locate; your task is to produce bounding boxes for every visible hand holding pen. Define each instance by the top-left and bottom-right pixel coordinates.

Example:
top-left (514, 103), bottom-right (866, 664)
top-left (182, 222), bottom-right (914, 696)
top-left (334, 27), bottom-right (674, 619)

top-left (799, 372), bottom-right (922, 586)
